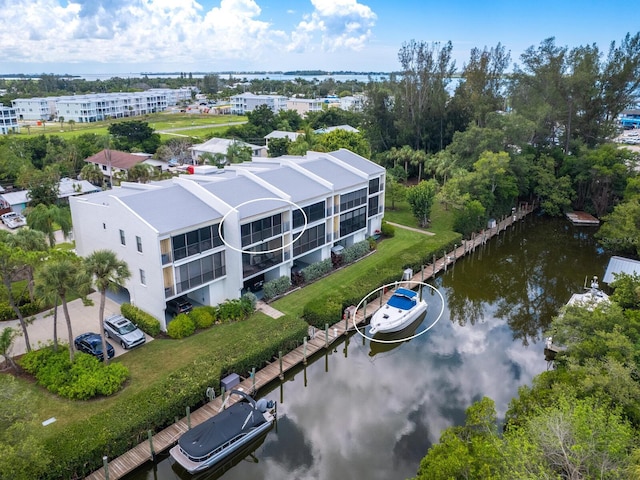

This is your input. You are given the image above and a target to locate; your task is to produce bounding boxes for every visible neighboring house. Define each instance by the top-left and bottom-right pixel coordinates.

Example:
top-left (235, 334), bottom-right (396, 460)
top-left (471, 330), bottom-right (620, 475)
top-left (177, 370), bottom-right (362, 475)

top-left (70, 148), bottom-right (385, 330)
top-left (286, 98), bottom-right (323, 116)
top-left (12, 88), bottom-right (194, 122)
top-left (603, 256), bottom-right (640, 284)
top-left (0, 103), bottom-right (20, 135)
top-left (314, 125), bottom-right (360, 134)
top-left (0, 178), bottom-right (100, 214)
top-left (264, 130), bottom-right (302, 148)
top-left (620, 109), bottom-right (640, 129)
top-left (189, 137), bottom-right (267, 165)
top-left (230, 93), bottom-right (288, 115)
top-left (84, 149), bottom-right (152, 181)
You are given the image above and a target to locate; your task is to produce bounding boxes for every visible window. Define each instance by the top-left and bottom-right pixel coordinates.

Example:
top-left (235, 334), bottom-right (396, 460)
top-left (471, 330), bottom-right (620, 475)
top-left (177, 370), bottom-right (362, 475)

top-left (340, 188), bottom-right (368, 212)
top-left (175, 252), bottom-right (226, 294)
top-left (293, 201), bottom-right (325, 229)
top-left (241, 213), bottom-right (283, 247)
top-left (293, 224), bottom-right (325, 256)
top-left (339, 207), bottom-right (366, 237)
top-left (140, 269), bottom-right (146, 285)
top-left (369, 177), bottom-right (380, 194)
top-left (136, 236), bottom-right (143, 253)
top-left (171, 224), bottom-right (224, 261)
top-left (368, 195), bottom-right (379, 218)
top-left (119, 229), bottom-right (126, 246)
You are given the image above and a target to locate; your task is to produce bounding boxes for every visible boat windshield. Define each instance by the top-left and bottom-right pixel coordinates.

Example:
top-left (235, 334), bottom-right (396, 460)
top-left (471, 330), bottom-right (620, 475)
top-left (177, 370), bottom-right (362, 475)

top-left (387, 292), bottom-right (417, 310)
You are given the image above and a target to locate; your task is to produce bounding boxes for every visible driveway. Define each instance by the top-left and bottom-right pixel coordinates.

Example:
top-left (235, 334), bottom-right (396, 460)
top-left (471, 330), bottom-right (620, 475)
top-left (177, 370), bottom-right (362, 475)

top-left (2, 291), bottom-right (152, 359)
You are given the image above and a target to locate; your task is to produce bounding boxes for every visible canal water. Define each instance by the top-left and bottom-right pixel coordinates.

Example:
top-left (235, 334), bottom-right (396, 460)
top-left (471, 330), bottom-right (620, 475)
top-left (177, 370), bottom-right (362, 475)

top-left (126, 215), bottom-right (609, 480)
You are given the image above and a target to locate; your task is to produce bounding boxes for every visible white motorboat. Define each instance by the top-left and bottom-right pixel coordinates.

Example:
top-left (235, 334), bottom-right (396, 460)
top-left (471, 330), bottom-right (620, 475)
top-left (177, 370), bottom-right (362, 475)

top-left (170, 390), bottom-right (276, 474)
top-left (369, 287), bottom-right (428, 335)
top-left (565, 276), bottom-right (609, 309)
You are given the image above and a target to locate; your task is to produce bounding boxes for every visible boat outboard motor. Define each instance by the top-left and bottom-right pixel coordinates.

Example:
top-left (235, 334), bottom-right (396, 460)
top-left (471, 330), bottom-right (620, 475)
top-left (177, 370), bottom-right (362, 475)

top-left (256, 398), bottom-right (275, 412)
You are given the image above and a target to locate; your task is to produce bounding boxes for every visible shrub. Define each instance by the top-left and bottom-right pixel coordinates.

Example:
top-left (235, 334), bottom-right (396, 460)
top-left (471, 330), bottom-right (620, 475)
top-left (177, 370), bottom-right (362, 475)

top-left (380, 221), bottom-right (395, 237)
top-left (189, 307), bottom-right (215, 329)
top-left (19, 346), bottom-right (129, 400)
top-left (0, 302), bottom-right (15, 321)
top-left (120, 303), bottom-right (161, 336)
top-left (241, 291), bottom-right (258, 311)
top-left (263, 275), bottom-right (291, 301)
top-left (167, 313), bottom-right (196, 339)
top-left (218, 299), bottom-right (245, 323)
top-left (342, 240), bottom-right (370, 264)
top-left (301, 259), bottom-right (333, 283)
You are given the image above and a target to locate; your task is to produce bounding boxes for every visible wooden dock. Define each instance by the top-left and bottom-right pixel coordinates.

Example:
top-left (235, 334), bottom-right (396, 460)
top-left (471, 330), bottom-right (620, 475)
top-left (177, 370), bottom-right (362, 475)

top-left (86, 204), bottom-right (534, 480)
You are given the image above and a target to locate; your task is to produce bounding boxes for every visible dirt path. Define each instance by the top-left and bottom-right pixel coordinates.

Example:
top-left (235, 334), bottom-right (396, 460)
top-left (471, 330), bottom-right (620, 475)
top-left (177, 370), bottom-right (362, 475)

top-left (386, 221), bottom-right (435, 236)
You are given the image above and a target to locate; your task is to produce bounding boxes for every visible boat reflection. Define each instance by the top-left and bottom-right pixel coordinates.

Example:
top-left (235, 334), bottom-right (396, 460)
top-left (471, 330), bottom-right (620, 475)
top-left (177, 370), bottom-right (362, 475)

top-left (368, 310), bottom-right (426, 357)
top-left (170, 427), bottom-right (272, 480)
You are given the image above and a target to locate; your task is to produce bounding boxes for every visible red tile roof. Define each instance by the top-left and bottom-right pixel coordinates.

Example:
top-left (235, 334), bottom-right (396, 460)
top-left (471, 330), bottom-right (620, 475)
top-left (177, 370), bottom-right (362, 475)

top-left (84, 149), bottom-right (149, 170)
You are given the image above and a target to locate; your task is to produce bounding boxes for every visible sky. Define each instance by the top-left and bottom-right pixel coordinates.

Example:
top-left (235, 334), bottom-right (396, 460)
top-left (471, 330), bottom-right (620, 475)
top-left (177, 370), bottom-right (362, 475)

top-left (0, 0), bottom-right (638, 76)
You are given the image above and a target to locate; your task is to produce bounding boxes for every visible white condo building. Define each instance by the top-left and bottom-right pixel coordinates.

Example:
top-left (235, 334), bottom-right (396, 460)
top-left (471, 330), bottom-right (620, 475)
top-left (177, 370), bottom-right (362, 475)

top-left (12, 88), bottom-right (194, 122)
top-left (230, 93), bottom-right (288, 115)
top-left (70, 149), bottom-right (385, 330)
top-left (0, 104), bottom-right (19, 134)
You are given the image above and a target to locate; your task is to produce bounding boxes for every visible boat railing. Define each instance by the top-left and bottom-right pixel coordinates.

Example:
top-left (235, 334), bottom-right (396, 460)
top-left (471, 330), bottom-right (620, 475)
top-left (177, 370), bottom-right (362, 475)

top-left (181, 431), bottom-right (253, 463)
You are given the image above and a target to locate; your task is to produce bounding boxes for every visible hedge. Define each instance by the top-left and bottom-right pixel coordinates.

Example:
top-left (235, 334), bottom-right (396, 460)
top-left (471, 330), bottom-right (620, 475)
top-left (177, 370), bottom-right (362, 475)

top-left (167, 313), bottom-right (196, 339)
top-left (263, 275), bottom-right (291, 300)
top-left (120, 303), bottom-right (161, 336)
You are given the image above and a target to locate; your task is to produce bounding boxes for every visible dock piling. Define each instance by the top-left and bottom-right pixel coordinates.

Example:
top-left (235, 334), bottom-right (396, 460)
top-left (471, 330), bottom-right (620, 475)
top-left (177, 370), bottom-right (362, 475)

top-left (103, 456), bottom-right (109, 480)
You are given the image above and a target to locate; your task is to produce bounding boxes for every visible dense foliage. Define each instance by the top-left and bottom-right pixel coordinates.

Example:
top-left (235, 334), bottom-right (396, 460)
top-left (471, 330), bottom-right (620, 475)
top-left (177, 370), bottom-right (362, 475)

top-left (19, 347), bottom-right (129, 400)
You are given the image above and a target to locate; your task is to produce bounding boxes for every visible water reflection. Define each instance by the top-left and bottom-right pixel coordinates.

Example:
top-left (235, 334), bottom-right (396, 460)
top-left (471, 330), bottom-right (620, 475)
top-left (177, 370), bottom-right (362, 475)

top-left (126, 216), bottom-right (608, 480)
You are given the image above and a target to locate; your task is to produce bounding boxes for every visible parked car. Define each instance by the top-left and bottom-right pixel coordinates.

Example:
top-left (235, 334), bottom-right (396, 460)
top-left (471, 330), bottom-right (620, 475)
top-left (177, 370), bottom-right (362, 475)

top-left (103, 314), bottom-right (146, 349)
top-left (166, 296), bottom-right (193, 316)
top-left (74, 332), bottom-right (115, 361)
top-left (0, 212), bottom-right (27, 229)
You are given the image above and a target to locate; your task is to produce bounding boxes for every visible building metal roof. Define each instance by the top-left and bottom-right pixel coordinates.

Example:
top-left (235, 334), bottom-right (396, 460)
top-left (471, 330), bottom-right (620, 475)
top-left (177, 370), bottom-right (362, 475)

top-left (202, 176), bottom-right (286, 219)
top-left (295, 155), bottom-right (365, 191)
top-left (329, 148), bottom-right (385, 176)
top-left (119, 185), bottom-right (223, 234)
top-left (603, 256), bottom-right (640, 284)
top-left (255, 166), bottom-right (331, 203)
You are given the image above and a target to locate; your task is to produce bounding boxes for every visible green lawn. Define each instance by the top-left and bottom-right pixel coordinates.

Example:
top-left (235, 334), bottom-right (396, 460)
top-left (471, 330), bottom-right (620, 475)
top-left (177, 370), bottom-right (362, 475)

top-left (15, 113), bottom-right (247, 139)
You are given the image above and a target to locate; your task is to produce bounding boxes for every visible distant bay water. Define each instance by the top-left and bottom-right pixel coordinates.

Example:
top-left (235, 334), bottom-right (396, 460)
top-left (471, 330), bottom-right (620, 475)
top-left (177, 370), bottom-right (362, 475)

top-left (73, 72), bottom-right (392, 82)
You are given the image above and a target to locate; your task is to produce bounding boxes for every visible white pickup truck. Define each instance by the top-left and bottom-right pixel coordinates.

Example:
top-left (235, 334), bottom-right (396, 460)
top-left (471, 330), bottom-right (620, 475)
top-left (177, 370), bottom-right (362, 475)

top-left (0, 211), bottom-right (27, 229)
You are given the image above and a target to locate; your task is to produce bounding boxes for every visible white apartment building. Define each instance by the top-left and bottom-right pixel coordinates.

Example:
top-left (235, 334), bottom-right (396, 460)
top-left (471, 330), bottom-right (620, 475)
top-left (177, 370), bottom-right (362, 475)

top-left (286, 98), bottom-right (324, 116)
top-left (0, 104), bottom-right (19, 134)
top-left (230, 93), bottom-right (288, 115)
top-left (12, 88), bottom-right (194, 122)
top-left (70, 149), bottom-right (385, 330)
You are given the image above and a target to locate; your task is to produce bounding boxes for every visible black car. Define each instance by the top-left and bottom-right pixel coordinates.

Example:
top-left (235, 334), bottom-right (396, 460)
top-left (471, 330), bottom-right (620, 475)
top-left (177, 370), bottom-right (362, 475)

top-left (74, 332), bottom-right (115, 361)
top-left (166, 296), bottom-right (193, 316)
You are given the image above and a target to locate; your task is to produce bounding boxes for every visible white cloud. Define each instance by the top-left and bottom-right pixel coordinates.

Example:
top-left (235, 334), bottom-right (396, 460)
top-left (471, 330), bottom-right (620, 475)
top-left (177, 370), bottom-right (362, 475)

top-left (0, 0), bottom-right (377, 72)
top-left (288, 0), bottom-right (377, 53)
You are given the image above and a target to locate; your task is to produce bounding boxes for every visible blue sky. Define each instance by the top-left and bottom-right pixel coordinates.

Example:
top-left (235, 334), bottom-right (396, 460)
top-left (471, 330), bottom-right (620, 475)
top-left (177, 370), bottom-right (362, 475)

top-left (0, 0), bottom-right (637, 75)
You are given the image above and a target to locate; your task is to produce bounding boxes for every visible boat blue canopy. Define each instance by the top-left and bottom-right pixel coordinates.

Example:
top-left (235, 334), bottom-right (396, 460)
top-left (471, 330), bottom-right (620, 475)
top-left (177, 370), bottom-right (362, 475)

top-left (387, 288), bottom-right (418, 310)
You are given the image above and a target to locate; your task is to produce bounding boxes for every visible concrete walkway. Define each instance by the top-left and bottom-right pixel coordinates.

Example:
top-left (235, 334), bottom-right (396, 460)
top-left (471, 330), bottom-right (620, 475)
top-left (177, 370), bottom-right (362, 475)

top-left (2, 291), bottom-right (146, 358)
top-left (386, 221), bottom-right (436, 236)
top-left (256, 300), bottom-right (284, 319)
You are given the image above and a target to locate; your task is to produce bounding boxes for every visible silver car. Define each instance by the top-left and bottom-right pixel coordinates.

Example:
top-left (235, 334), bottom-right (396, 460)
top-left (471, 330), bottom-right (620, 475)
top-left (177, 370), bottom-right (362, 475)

top-left (103, 314), bottom-right (146, 349)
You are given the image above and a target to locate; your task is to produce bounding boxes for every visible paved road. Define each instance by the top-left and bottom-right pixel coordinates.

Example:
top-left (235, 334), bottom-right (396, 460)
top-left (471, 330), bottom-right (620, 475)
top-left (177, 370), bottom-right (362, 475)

top-left (2, 291), bottom-right (151, 359)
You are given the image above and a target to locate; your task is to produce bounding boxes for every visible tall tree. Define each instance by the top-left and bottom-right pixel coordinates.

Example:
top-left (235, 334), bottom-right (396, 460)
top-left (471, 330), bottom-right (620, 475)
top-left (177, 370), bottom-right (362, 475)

top-left (108, 120), bottom-right (161, 153)
top-left (85, 250), bottom-right (130, 366)
top-left (34, 254), bottom-right (90, 362)
top-left (18, 167), bottom-right (60, 207)
top-left (6, 228), bottom-right (48, 302)
top-left (79, 163), bottom-right (104, 186)
top-left (362, 80), bottom-right (398, 154)
top-left (395, 40), bottom-right (456, 152)
top-left (0, 232), bottom-right (37, 353)
top-left (406, 179), bottom-right (439, 227)
top-left (457, 43), bottom-right (511, 127)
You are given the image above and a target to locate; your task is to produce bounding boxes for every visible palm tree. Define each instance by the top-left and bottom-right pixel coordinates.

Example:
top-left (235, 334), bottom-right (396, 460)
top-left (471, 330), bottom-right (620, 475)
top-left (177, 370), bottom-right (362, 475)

top-left (35, 254), bottom-right (91, 362)
top-left (6, 228), bottom-right (48, 302)
top-left (85, 250), bottom-right (130, 365)
top-left (0, 233), bottom-right (34, 353)
top-left (80, 163), bottom-right (104, 187)
top-left (26, 204), bottom-right (72, 248)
